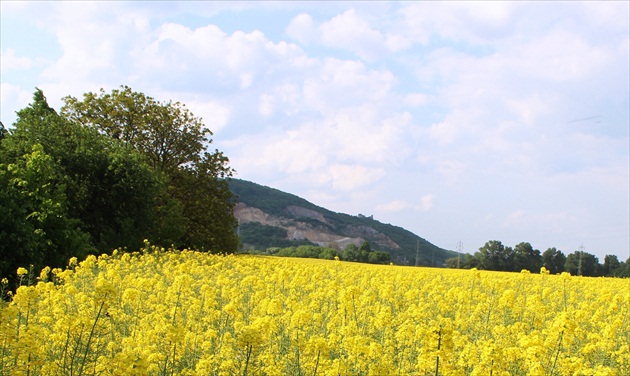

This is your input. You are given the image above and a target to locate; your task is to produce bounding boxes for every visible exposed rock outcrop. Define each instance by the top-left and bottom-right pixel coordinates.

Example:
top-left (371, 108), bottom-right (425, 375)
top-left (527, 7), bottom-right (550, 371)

top-left (234, 202), bottom-right (398, 250)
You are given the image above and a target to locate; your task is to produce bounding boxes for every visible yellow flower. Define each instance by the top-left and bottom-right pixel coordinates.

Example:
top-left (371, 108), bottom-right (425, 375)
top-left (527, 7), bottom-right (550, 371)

top-left (39, 266), bottom-right (51, 281)
top-left (2, 250), bottom-right (627, 375)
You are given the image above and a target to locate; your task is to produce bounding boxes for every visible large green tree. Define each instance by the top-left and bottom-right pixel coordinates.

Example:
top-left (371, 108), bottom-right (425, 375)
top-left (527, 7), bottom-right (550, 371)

top-left (617, 257), bottom-right (630, 277)
top-left (565, 250), bottom-right (599, 276)
top-left (0, 121), bottom-right (7, 142)
top-left (602, 255), bottom-right (622, 277)
top-left (1, 87), bottom-right (239, 280)
top-left (475, 240), bottom-right (514, 271)
top-left (61, 86), bottom-right (238, 252)
top-left (513, 242), bottom-right (542, 272)
top-left (61, 87), bottom-right (210, 172)
top-left (0, 143), bottom-right (91, 281)
top-left (6, 89), bottom-right (165, 252)
top-left (542, 247), bottom-right (566, 274)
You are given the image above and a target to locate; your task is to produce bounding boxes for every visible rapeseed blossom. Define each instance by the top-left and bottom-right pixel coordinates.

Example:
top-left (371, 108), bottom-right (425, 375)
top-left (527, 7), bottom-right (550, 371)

top-left (1, 245), bottom-right (628, 375)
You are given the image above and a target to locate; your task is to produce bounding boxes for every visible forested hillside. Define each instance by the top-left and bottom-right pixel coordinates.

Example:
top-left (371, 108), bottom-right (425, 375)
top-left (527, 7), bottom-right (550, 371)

top-left (229, 179), bottom-right (458, 265)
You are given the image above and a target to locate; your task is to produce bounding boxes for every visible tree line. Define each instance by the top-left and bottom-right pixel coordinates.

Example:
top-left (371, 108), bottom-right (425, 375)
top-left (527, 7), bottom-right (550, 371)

top-left (250, 241), bottom-right (392, 264)
top-left (0, 87), bottom-right (238, 283)
top-left (445, 240), bottom-right (629, 277)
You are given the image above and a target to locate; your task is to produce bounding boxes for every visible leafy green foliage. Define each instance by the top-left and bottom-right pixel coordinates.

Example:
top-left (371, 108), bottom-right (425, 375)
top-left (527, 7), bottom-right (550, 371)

top-left (62, 86), bottom-right (238, 253)
top-left (167, 167), bottom-right (238, 252)
top-left (474, 240), bottom-right (514, 272)
top-left (0, 89), bottom-right (167, 281)
top-left (61, 86), bottom-right (210, 173)
top-left (0, 122), bottom-right (6, 142)
top-left (542, 247), bottom-right (566, 274)
top-left (445, 254), bottom-right (479, 269)
top-left (610, 256), bottom-right (630, 277)
top-left (0, 144), bottom-right (91, 283)
top-left (602, 255), bottom-right (621, 277)
top-left (513, 242), bottom-right (542, 273)
top-left (338, 242), bottom-right (391, 264)
top-left (253, 241), bottom-right (391, 264)
top-left (471, 240), bottom-right (543, 273)
top-left (277, 245), bottom-right (332, 259)
top-left (447, 242), bottom-right (626, 277)
top-left (239, 222), bottom-right (317, 249)
top-left (5, 89), bottom-right (164, 251)
top-left (565, 251), bottom-right (599, 277)
top-left (0, 87), bottom-right (238, 281)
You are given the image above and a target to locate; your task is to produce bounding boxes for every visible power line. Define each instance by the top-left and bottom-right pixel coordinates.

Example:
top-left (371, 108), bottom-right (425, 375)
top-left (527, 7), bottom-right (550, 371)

top-left (578, 244), bottom-right (585, 276)
top-left (415, 239), bottom-right (420, 267)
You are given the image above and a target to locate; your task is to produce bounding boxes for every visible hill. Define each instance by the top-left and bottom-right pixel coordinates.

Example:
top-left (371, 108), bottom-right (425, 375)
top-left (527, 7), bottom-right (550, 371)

top-left (229, 179), bottom-right (458, 266)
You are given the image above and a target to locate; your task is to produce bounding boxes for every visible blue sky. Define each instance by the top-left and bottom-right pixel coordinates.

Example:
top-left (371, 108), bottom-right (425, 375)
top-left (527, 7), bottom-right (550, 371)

top-left (2, 1), bottom-right (628, 260)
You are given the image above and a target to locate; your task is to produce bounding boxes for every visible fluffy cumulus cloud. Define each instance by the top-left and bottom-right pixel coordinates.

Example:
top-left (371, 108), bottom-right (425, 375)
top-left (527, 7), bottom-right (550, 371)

top-left (319, 9), bottom-right (390, 61)
top-left (0, 83), bottom-right (33, 121)
top-left (287, 9), bottom-right (404, 61)
top-left (286, 13), bottom-right (317, 45)
top-left (230, 105), bottom-right (410, 191)
top-left (377, 194), bottom-right (435, 213)
top-left (1, 1), bottom-right (627, 259)
top-left (376, 200), bottom-right (409, 213)
top-left (1, 48), bottom-right (33, 72)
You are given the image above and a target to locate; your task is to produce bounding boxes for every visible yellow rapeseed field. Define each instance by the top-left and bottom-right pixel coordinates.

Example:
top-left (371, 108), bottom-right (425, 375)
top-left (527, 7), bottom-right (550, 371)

top-left (1, 243), bottom-right (628, 375)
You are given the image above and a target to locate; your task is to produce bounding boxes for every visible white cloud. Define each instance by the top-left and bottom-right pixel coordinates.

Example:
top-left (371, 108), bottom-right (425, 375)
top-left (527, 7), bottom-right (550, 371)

top-left (0, 83), bottom-right (32, 125)
top-left (505, 30), bottom-right (614, 83)
top-left (184, 99), bottom-right (231, 134)
top-left (418, 194), bottom-right (435, 212)
top-left (239, 73), bottom-right (254, 89)
top-left (39, 3), bottom-right (137, 84)
top-left (1, 48), bottom-right (32, 72)
top-left (328, 164), bottom-right (386, 191)
top-left (131, 22), bottom-right (308, 94)
top-left (377, 200), bottom-right (408, 213)
top-left (229, 102), bottom-right (412, 192)
top-left (376, 194), bottom-right (434, 213)
top-left (397, 1), bottom-right (520, 46)
top-left (320, 9), bottom-right (390, 61)
top-left (288, 8), bottom-right (409, 61)
top-left (286, 13), bottom-right (317, 45)
top-left (403, 93), bottom-right (429, 107)
top-left (258, 94), bottom-right (275, 117)
top-left (1, 1), bottom-right (627, 259)
top-left (302, 58), bottom-right (396, 114)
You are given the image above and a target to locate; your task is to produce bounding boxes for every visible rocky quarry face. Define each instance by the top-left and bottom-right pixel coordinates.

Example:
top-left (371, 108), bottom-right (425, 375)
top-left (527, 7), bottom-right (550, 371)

top-left (234, 203), bottom-right (400, 250)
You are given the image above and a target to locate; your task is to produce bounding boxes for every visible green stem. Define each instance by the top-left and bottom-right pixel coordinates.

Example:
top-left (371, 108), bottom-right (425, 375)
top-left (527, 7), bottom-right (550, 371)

top-left (162, 343), bottom-right (171, 376)
top-left (0, 336), bottom-right (6, 375)
top-left (77, 300), bottom-right (105, 376)
top-left (313, 350), bottom-right (320, 376)
top-left (69, 325), bottom-right (86, 375)
top-left (244, 344), bottom-right (252, 376)
top-left (170, 342), bottom-right (177, 376)
top-left (61, 327), bottom-right (71, 374)
top-left (435, 327), bottom-right (442, 376)
top-left (295, 331), bottom-right (301, 375)
top-left (549, 331), bottom-right (564, 376)
top-left (351, 294), bottom-right (360, 332)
